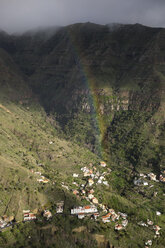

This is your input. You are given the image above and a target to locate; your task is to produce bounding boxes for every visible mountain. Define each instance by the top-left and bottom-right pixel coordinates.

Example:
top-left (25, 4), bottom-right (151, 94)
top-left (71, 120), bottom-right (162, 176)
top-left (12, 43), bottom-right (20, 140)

top-left (10, 22), bottom-right (164, 167)
top-left (0, 23), bottom-right (164, 248)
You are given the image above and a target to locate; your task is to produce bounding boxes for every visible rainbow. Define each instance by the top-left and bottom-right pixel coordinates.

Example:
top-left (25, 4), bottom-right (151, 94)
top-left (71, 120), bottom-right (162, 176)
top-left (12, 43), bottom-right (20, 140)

top-left (66, 29), bottom-right (107, 159)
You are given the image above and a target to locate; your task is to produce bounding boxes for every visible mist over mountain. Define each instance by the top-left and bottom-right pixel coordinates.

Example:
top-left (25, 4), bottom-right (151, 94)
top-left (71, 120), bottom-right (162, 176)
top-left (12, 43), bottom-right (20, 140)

top-left (1, 0), bottom-right (165, 33)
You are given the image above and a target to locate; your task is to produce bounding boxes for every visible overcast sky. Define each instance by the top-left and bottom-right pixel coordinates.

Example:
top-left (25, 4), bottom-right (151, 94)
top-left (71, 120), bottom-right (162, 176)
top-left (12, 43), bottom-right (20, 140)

top-left (0, 0), bottom-right (165, 33)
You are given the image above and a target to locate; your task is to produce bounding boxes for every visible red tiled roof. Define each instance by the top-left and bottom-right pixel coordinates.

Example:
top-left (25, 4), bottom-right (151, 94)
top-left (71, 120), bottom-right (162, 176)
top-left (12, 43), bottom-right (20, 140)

top-left (102, 216), bottom-right (108, 219)
top-left (85, 206), bottom-right (91, 209)
top-left (29, 214), bottom-right (35, 217)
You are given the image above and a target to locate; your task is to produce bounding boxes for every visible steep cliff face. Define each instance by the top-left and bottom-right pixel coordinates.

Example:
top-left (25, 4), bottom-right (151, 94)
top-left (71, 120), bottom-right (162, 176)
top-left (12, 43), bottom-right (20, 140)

top-left (0, 22), bottom-right (165, 172)
top-left (23, 23), bottom-right (165, 173)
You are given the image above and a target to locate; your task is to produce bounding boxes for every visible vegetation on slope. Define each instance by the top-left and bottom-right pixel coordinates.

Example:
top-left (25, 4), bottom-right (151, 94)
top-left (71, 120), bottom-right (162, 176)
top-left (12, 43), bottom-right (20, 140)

top-left (0, 23), bottom-right (164, 247)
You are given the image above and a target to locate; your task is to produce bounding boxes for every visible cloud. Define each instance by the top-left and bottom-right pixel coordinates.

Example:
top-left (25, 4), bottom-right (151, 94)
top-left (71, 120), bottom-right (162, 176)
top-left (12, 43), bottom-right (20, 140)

top-left (0, 0), bottom-right (165, 33)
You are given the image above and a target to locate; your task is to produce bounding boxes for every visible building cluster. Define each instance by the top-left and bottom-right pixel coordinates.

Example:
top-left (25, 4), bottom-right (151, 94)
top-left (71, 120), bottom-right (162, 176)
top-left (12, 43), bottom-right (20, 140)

top-left (0, 216), bottom-right (14, 230)
top-left (30, 169), bottom-right (50, 184)
top-left (64, 161), bottom-right (128, 231)
top-left (23, 210), bottom-right (36, 222)
top-left (133, 177), bottom-right (148, 186)
top-left (68, 163), bottom-right (164, 236)
top-left (136, 171), bottom-right (163, 248)
top-left (1, 161), bottom-right (163, 240)
top-left (102, 211), bottom-right (118, 223)
top-left (70, 204), bottom-right (129, 231)
top-left (102, 210), bottom-right (128, 231)
top-left (23, 208), bottom-right (53, 222)
top-left (69, 162), bottom-right (112, 211)
top-left (134, 170), bottom-right (165, 190)
top-left (139, 171), bottom-right (165, 183)
top-left (80, 162), bottom-right (110, 186)
top-left (138, 218), bottom-right (162, 247)
top-left (71, 162), bottom-right (111, 204)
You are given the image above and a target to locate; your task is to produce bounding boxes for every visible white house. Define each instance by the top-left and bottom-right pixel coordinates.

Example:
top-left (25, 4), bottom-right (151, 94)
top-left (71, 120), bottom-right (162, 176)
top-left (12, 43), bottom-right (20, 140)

top-left (88, 194), bottom-right (94, 200)
top-left (103, 181), bottom-right (109, 186)
top-left (71, 205), bottom-right (98, 215)
top-left (100, 161), bottom-right (107, 167)
top-left (148, 173), bottom-right (157, 181)
top-left (156, 211), bottom-right (161, 216)
top-left (145, 240), bottom-right (152, 246)
top-left (24, 213), bottom-right (36, 222)
top-left (73, 173), bottom-right (79, 178)
top-left (56, 202), bottom-right (64, 214)
top-left (88, 178), bottom-right (94, 186)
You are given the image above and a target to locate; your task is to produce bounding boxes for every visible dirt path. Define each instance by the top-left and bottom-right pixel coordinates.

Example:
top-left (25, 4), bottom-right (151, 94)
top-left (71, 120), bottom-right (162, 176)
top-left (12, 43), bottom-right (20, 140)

top-left (0, 104), bottom-right (12, 114)
top-left (4, 194), bottom-right (14, 215)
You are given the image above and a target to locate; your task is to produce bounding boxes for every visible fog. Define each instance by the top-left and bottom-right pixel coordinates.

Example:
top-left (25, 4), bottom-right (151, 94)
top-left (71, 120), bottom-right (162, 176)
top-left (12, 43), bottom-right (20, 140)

top-left (0, 0), bottom-right (165, 33)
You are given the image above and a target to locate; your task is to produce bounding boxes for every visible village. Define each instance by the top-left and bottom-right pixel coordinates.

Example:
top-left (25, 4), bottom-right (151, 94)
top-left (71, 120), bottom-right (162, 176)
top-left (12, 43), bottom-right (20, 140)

top-left (133, 171), bottom-right (165, 247)
top-left (134, 170), bottom-right (165, 186)
top-left (61, 161), bottom-right (130, 231)
top-left (0, 161), bottom-right (164, 247)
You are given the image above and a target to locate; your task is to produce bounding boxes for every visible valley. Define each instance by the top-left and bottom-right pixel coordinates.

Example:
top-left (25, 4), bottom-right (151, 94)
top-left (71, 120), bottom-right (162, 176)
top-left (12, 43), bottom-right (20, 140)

top-left (0, 23), bottom-right (164, 247)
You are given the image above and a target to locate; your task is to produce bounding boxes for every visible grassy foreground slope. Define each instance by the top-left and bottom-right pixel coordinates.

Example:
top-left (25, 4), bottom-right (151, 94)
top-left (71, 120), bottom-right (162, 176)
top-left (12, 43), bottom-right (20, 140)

top-left (0, 98), bottom-right (99, 215)
top-left (0, 94), bottom-right (165, 248)
top-left (0, 47), bottom-right (98, 222)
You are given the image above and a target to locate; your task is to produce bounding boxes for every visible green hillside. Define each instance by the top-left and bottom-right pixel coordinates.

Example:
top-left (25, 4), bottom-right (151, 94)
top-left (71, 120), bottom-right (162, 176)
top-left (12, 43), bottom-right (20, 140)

top-left (0, 47), bottom-right (98, 218)
top-left (0, 23), bottom-right (164, 247)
